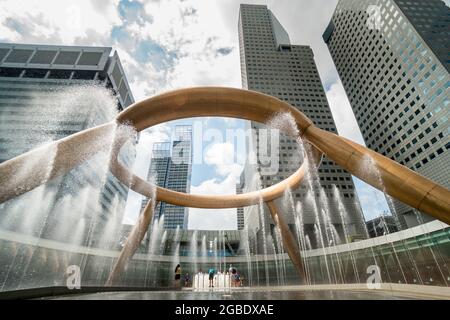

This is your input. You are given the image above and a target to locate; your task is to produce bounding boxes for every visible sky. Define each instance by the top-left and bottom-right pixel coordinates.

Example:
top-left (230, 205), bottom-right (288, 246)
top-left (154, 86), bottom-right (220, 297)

top-left (0, 0), bottom-right (417, 229)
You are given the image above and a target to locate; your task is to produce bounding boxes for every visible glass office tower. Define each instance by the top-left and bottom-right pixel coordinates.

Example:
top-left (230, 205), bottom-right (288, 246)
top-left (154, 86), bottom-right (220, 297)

top-left (142, 125), bottom-right (192, 230)
top-left (323, 0), bottom-right (450, 228)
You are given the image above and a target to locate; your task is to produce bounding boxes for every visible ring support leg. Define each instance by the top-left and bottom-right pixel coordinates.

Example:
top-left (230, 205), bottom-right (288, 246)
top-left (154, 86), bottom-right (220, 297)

top-left (106, 199), bottom-right (158, 286)
top-left (266, 200), bottom-right (306, 284)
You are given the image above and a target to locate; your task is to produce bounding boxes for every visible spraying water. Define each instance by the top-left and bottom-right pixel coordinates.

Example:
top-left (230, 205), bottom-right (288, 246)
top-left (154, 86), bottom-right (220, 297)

top-left (333, 185), bottom-right (360, 283)
top-left (0, 84), bottom-right (138, 291)
top-left (190, 230), bottom-right (198, 275)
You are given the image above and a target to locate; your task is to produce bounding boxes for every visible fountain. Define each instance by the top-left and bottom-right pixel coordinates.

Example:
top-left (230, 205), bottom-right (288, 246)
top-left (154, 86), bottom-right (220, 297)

top-left (0, 87), bottom-right (449, 298)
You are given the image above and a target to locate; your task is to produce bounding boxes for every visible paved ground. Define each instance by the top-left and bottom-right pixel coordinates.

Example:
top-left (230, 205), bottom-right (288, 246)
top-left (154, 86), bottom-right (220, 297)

top-left (42, 288), bottom-right (428, 300)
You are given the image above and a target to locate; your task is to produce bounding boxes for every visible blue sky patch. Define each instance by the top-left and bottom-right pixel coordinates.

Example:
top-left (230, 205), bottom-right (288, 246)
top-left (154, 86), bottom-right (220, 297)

top-left (119, 0), bottom-right (153, 25)
top-left (216, 47), bottom-right (234, 56)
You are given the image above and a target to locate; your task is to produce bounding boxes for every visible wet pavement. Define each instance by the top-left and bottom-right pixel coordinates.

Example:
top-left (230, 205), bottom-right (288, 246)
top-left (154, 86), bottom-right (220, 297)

top-left (43, 288), bottom-right (427, 300)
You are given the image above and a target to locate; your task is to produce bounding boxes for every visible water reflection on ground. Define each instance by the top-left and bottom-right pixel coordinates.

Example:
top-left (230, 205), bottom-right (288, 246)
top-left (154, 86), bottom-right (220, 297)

top-left (42, 289), bottom-right (425, 300)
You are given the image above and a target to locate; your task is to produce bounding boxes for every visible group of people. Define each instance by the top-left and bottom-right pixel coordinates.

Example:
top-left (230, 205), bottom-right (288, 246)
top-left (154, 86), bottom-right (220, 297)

top-left (206, 265), bottom-right (242, 287)
top-left (174, 264), bottom-right (242, 288)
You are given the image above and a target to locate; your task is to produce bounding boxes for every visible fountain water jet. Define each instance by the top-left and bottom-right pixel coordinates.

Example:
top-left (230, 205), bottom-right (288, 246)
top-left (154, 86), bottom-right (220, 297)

top-left (258, 197), bottom-right (270, 286)
top-left (190, 230), bottom-right (198, 275)
top-left (201, 235), bottom-right (207, 259)
top-left (332, 185), bottom-right (360, 283)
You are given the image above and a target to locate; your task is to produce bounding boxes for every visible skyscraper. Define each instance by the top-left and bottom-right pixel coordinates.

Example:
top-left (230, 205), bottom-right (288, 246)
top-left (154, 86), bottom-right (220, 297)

top-left (239, 4), bottom-right (367, 248)
top-left (142, 125), bottom-right (192, 230)
top-left (323, 0), bottom-right (450, 228)
top-left (0, 43), bottom-right (135, 244)
top-left (141, 141), bottom-right (171, 221)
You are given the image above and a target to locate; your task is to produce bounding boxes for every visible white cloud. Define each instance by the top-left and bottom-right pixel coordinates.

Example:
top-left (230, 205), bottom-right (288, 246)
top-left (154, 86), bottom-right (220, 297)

top-left (0, 0), bottom-right (121, 45)
top-left (188, 173), bottom-right (238, 230)
top-left (113, 46), bottom-right (165, 99)
top-left (204, 142), bottom-right (243, 177)
top-left (125, 0), bottom-right (241, 92)
top-left (167, 50), bottom-right (241, 89)
top-left (188, 141), bottom-right (243, 230)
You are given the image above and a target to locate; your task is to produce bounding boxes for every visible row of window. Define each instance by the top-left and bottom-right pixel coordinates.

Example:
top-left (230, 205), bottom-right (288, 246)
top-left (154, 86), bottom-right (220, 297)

top-left (0, 67), bottom-right (98, 80)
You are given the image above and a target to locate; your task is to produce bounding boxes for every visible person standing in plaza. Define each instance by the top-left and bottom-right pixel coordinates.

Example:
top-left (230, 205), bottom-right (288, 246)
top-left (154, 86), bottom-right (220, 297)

top-left (174, 264), bottom-right (182, 287)
top-left (208, 267), bottom-right (216, 288)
